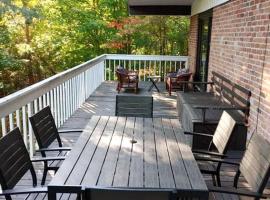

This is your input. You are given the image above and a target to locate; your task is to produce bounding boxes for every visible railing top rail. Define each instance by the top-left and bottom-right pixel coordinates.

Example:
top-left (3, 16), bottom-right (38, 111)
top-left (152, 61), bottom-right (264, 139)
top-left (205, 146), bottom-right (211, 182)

top-left (105, 54), bottom-right (188, 61)
top-left (0, 55), bottom-right (106, 118)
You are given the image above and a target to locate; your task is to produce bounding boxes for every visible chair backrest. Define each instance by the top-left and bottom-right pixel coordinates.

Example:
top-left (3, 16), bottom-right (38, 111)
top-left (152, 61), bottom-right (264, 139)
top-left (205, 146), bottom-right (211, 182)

top-left (239, 133), bottom-right (270, 194)
top-left (116, 69), bottom-right (129, 84)
top-left (176, 72), bottom-right (192, 82)
top-left (115, 95), bottom-right (153, 118)
top-left (0, 128), bottom-right (36, 190)
top-left (29, 106), bottom-right (62, 149)
top-left (84, 187), bottom-right (174, 200)
top-left (212, 111), bottom-right (236, 154)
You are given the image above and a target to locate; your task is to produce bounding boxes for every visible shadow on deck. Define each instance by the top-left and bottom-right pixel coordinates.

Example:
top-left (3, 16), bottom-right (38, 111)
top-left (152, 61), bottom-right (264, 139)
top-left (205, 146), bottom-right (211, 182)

top-left (5, 81), bottom-right (270, 200)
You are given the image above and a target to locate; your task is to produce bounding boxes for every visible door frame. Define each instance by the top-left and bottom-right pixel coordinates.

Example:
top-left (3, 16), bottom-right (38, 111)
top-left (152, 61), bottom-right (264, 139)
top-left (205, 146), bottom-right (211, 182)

top-left (195, 10), bottom-right (213, 85)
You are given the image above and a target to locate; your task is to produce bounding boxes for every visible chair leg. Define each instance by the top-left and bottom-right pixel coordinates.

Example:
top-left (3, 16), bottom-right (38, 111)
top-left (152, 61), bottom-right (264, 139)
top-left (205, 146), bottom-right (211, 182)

top-left (41, 168), bottom-right (48, 185)
top-left (211, 174), bottom-right (217, 186)
top-left (216, 173), bottom-right (221, 187)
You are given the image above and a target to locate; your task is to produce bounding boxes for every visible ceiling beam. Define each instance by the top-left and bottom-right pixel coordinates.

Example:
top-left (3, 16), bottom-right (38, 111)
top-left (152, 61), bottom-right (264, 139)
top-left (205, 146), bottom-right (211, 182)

top-left (129, 5), bottom-right (191, 16)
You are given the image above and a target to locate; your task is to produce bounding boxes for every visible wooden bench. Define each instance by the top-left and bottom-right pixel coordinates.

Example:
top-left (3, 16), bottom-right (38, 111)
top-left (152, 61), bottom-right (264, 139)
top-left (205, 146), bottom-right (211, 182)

top-left (115, 95), bottom-right (153, 118)
top-left (177, 71), bottom-right (251, 150)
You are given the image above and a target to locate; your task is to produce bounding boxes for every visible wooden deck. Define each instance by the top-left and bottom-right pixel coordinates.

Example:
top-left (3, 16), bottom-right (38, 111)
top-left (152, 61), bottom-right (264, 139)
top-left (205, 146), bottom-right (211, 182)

top-left (5, 81), bottom-right (270, 200)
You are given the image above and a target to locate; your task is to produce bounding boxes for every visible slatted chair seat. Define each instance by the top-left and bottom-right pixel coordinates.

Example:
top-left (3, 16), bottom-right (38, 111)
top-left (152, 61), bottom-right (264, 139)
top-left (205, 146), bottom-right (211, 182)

top-left (185, 111), bottom-right (237, 186)
top-left (29, 106), bottom-right (82, 185)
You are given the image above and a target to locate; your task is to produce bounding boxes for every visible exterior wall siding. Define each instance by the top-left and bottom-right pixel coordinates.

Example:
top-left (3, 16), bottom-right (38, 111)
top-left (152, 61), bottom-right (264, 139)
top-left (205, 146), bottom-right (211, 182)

top-left (207, 0), bottom-right (270, 138)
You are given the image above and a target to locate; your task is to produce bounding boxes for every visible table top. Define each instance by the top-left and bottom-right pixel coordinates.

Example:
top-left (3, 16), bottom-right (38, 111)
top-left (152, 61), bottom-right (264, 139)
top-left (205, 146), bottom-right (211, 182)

top-left (148, 75), bottom-right (161, 79)
top-left (49, 116), bottom-right (208, 196)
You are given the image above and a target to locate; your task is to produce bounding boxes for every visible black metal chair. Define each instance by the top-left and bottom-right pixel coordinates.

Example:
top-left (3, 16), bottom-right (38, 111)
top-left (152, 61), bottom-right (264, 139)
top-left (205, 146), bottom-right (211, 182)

top-left (195, 133), bottom-right (270, 200)
top-left (29, 106), bottom-right (82, 185)
top-left (0, 127), bottom-right (65, 200)
top-left (185, 111), bottom-right (237, 186)
top-left (115, 95), bottom-right (153, 118)
top-left (83, 187), bottom-right (175, 200)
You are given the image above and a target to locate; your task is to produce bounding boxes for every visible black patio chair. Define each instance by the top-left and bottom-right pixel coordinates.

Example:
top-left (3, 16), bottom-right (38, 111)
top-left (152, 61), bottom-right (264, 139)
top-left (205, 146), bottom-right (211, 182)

top-left (0, 127), bottom-right (65, 200)
top-left (195, 133), bottom-right (270, 200)
top-left (115, 95), bottom-right (153, 118)
top-left (29, 106), bottom-right (83, 185)
top-left (185, 111), bottom-right (237, 186)
top-left (83, 187), bottom-right (175, 200)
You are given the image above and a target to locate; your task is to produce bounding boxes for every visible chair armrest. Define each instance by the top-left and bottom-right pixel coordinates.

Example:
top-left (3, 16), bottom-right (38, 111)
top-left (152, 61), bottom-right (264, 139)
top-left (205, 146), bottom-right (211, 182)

top-left (36, 147), bottom-right (72, 152)
top-left (195, 156), bottom-right (240, 166)
top-left (58, 129), bottom-right (83, 133)
top-left (192, 150), bottom-right (227, 158)
top-left (208, 186), bottom-right (267, 199)
top-left (184, 131), bottom-right (213, 138)
top-left (31, 156), bottom-right (66, 162)
top-left (0, 187), bottom-right (47, 196)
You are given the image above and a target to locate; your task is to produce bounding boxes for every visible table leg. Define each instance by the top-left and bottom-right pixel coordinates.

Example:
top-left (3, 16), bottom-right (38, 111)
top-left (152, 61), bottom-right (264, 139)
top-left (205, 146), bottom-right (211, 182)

top-left (148, 78), bottom-right (160, 92)
top-left (152, 80), bottom-right (160, 92)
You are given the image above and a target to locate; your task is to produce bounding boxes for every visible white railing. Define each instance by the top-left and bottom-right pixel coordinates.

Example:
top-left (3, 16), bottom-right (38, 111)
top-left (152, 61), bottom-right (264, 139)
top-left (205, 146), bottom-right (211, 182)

top-left (0, 54), bottom-right (188, 156)
top-left (0, 55), bottom-right (105, 156)
top-left (105, 54), bottom-right (188, 81)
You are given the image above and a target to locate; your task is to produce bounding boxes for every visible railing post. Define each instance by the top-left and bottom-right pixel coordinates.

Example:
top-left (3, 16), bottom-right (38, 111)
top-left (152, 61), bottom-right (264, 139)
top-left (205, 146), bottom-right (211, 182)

top-left (27, 102), bottom-right (34, 157)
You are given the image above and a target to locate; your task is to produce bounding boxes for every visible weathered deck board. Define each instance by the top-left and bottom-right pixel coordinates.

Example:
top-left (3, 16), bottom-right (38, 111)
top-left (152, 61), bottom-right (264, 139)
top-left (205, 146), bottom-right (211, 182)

top-left (4, 81), bottom-right (270, 200)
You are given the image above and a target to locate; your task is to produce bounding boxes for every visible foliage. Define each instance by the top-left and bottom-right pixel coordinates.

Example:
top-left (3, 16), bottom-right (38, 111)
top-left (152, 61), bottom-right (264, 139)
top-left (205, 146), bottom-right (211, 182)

top-left (0, 0), bottom-right (190, 96)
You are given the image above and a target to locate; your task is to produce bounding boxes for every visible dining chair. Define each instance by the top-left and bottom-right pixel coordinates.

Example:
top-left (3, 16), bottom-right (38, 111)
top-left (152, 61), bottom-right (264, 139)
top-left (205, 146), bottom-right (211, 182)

top-left (83, 187), bottom-right (175, 200)
top-left (0, 127), bottom-right (65, 200)
top-left (115, 95), bottom-right (153, 118)
top-left (29, 106), bottom-right (82, 185)
top-left (195, 132), bottom-right (270, 200)
top-left (185, 111), bottom-right (237, 186)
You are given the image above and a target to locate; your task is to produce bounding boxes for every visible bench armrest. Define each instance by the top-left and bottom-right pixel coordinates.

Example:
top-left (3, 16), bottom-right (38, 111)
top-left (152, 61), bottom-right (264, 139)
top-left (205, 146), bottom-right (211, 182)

top-left (0, 187), bottom-right (47, 196)
top-left (178, 81), bottom-right (214, 85)
top-left (208, 186), bottom-right (267, 199)
top-left (184, 131), bottom-right (213, 138)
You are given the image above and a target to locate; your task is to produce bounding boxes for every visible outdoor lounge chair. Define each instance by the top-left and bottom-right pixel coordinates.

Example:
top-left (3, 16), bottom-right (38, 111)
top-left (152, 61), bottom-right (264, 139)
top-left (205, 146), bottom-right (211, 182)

top-left (29, 106), bottom-right (82, 185)
top-left (194, 132), bottom-right (270, 200)
top-left (116, 68), bottom-right (139, 93)
top-left (185, 111), bottom-right (236, 186)
top-left (83, 187), bottom-right (175, 200)
top-left (0, 127), bottom-right (64, 200)
top-left (115, 95), bottom-right (153, 118)
top-left (165, 71), bottom-right (192, 95)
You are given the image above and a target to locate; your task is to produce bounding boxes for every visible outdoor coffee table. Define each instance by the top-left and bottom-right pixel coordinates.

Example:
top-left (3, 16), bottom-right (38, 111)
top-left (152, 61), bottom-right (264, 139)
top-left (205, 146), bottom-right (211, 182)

top-left (48, 116), bottom-right (208, 200)
top-left (148, 75), bottom-right (161, 92)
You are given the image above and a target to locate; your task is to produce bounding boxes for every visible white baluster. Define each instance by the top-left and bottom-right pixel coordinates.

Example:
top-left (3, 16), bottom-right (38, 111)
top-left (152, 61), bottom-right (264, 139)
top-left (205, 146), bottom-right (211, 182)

top-left (1, 117), bottom-right (6, 136)
top-left (9, 113), bottom-right (14, 130)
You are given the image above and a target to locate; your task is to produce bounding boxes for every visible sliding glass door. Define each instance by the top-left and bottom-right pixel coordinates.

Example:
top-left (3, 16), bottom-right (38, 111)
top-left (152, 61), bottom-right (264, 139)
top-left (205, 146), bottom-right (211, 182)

top-left (195, 10), bottom-right (212, 90)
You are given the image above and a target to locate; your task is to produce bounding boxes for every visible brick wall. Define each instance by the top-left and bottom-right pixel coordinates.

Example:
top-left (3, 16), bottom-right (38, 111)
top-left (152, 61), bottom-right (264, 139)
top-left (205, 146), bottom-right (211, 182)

top-left (188, 15), bottom-right (199, 77)
top-left (208, 0), bottom-right (270, 138)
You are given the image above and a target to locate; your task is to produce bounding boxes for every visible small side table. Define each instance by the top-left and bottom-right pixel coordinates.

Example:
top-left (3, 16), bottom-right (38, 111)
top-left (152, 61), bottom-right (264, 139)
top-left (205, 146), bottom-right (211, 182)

top-left (148, 75), bottom-right (161, 92)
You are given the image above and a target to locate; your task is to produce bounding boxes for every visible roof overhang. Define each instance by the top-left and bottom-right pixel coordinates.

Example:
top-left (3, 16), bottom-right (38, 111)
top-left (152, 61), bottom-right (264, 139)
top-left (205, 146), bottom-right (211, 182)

top-left (128, 0), bottom-right (194, 16)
